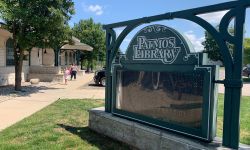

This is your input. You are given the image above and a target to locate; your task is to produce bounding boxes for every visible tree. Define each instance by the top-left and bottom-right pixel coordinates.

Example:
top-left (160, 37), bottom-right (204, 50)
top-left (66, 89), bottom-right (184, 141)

top-left (202, 31), bottom-right (222, 61)
top-left (203, 29), bottom-right (249, 65)
top-left (244, 38), bottom-right (250, 65)
top-left (46, 25), bottom-right (74, 66)
top-left (202, 27), bottom-right (234, 62)
top-left (72, 18), bottom-right (106, 72)
top-left (0, 0), bottom-right (74, 90)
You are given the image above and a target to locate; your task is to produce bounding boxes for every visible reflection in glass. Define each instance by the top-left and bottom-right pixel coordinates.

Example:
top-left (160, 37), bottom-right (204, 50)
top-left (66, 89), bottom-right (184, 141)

top-left (116, 70), bottom-right (204, 128)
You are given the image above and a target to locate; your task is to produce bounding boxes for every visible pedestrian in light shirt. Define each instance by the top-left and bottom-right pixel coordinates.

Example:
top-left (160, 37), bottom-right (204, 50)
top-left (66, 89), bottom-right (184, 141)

top-left (70, 63), bottom-right (78, 80)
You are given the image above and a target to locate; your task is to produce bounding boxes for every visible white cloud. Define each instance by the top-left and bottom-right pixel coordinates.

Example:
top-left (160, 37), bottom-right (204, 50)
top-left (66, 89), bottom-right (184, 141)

top-left (198, 10), bottom-right (228, 24)
top-left (184, 30), bottom-right (205, 52)
top-left (87, 4), bottom-right (103, 16)
top-left (81, 2), bottom-right (104, 16)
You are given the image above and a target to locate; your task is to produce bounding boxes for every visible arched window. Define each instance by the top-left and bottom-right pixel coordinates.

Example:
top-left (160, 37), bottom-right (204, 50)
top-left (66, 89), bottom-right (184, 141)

top-left (6, 38), bottom-right (15, 66)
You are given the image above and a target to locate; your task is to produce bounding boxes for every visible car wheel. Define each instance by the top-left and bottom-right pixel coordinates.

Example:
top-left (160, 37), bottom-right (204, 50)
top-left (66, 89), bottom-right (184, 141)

top-left (100, 77), bottom-right (106, 86)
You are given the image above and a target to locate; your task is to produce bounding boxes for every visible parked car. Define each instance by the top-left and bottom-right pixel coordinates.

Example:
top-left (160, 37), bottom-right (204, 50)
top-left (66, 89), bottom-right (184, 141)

top-left (94, 68), bottom-right (106, 86)
top-left (243, 66), bottom-right (250, 78)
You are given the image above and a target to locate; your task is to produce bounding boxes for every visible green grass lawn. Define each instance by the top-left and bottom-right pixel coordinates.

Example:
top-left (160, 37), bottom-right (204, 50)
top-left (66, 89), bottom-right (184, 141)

top-left (0, 96), bottom-right (249, 149)
top-left (0, 99), bottom-right (130, 150)
top-left (243, 78), bottom-right (250, 82)
top-left (217, 94), bottom-right (250, 145)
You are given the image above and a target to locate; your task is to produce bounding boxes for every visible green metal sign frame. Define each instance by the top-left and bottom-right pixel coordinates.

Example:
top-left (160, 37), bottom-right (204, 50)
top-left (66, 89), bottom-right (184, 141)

top-left (103, 1), bottom-right (250, 149)
top-left (112, 64), bottom-right (217, 141)
top-left (109, 24), bottom-right (218, 141)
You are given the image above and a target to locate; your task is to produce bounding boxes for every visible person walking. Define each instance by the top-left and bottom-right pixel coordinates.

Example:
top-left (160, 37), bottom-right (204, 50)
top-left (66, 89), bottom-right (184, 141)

top-left (64, 67), bottom-right (70, 85)
top-left (71, 64), bottom-right (78, 80)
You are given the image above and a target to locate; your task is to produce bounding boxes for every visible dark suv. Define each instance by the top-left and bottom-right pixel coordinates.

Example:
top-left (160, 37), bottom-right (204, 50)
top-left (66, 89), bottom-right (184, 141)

top-left (243, 66), bottom-right (250, 78)
top-left (94, 68), bottom-right (106, 86)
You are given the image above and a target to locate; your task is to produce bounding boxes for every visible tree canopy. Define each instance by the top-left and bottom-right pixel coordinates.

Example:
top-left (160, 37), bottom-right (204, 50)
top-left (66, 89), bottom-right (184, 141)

top-left (202, 27), bottom-right (234, 62)
top-left (0, 0), bottom-right (74, 90)
top-left (244, 38), bottom-right (250, 65)
top-left (72, 18), bottom-right (106, 71)
top-left (0, 0), bottom-right (74, 50)
top-left (202, 31), bottom-right (222, 61)
top-left (203, 31), bottom-right (249, 65)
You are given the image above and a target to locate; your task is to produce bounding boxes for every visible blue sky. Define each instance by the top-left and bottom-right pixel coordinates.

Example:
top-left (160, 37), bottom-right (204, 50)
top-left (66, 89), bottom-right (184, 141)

top-left (71, 0), bottom-right (248, 25)
top-left (70, 0), bottom-right (250, 52)
top-left (0, 1), bottom-right (248, 52)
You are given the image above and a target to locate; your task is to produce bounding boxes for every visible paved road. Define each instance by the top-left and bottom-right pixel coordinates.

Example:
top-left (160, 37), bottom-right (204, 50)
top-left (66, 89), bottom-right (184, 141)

top-left (0, 73), bottom-right (105, 131)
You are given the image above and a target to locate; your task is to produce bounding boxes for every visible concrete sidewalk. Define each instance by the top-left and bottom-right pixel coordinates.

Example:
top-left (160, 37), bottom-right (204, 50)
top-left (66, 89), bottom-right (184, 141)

top-left (0, 70), bottom-right (248, 131)
top-left (0, 73), bottom-right (105, 131)
top-left (218, 68), bottom-right (250, 96)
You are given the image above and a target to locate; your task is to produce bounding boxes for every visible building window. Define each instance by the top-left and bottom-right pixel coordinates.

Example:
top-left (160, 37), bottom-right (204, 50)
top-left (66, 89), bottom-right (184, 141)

top-left (73, 52), bottom-right (76, 64)
top-left (65, 52), bottom-right (68, 65)
top-left (6, 38), bottom-right (15, 66)
top-left (69, 52), bottom-right (72, 64)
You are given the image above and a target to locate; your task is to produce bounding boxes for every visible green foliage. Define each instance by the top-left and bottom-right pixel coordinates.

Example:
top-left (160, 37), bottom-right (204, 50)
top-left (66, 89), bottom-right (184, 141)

top-left (202, 28), bottom-right (249, 65)
top-left (202, 31), bottom-right (223, 61)
top-left (72, 18), bottom-right (106, 70)
top-left (0, 0), bottom-right (74, 50)
top-left (0, 0), bottom-right (74, 90)
top-left (202, 28), bottom-right (234, 62)
top-left (244, 38), bottom-right (250, 65)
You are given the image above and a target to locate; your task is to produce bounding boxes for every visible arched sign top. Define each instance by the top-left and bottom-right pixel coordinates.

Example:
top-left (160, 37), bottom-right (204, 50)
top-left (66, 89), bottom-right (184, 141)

top-left (124, 24), bottom-right (199, 65)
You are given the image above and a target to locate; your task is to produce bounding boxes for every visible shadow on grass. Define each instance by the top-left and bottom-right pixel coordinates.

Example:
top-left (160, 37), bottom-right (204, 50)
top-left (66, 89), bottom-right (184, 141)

top-left (57, 124), bottom-right (132, 150)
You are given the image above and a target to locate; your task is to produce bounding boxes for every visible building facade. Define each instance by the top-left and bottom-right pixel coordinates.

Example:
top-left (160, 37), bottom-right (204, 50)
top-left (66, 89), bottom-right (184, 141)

top-left (0, 28), bottom-right (30, 86)
top-left (0, 27), bottom-right (85, 86)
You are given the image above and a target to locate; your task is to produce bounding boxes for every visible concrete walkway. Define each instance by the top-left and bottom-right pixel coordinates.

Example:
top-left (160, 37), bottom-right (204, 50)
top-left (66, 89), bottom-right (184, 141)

top-left (219, 84), bottom-right (250, 96)
top-left (0, 73), bottom-right (105, 131)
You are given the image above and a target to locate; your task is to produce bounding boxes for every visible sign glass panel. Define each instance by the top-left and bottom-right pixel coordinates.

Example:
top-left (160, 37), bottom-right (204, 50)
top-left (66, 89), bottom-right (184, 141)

top-left (116, 70), bottom-right (204, 128)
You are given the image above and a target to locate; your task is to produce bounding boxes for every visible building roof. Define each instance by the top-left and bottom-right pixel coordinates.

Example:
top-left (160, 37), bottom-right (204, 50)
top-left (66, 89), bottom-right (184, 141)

top-left (61, 36), bottom-right (93, 51)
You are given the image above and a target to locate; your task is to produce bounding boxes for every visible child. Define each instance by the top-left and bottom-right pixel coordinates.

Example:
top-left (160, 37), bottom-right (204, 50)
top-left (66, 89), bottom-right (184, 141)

top-left (64, 67), bottom-right (70, 85)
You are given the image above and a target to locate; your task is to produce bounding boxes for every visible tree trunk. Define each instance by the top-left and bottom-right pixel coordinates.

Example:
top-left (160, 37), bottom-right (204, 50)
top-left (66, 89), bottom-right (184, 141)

top-left (14, 48), bottom-right (24, 91)
top-left (12, 22), bottom-right (25, 91)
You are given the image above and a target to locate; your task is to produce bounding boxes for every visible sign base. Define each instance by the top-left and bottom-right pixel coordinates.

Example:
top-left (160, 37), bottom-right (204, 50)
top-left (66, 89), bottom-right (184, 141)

top-left (89, 107), bottom-right (250, 150)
